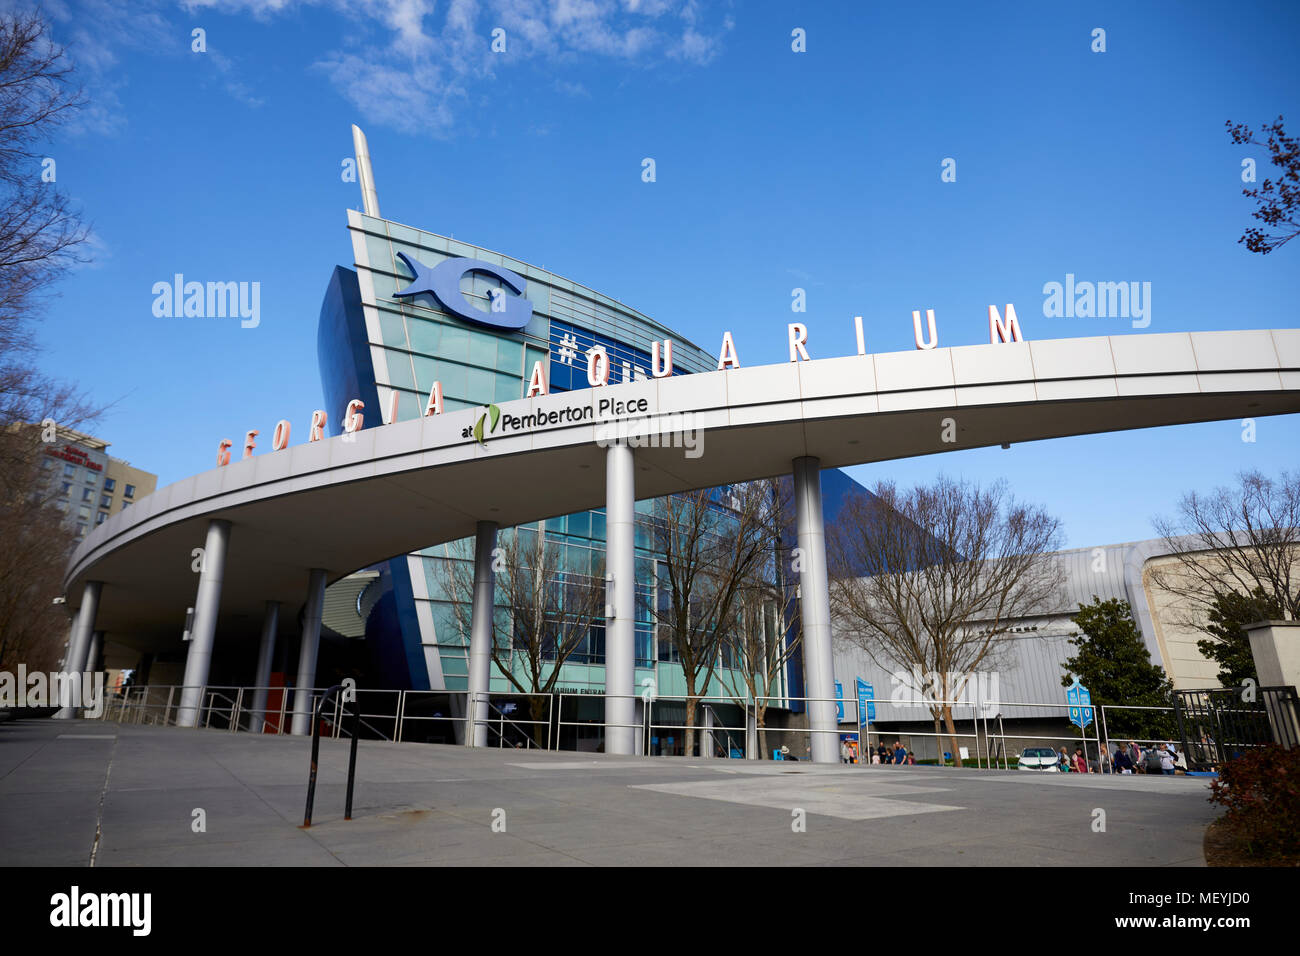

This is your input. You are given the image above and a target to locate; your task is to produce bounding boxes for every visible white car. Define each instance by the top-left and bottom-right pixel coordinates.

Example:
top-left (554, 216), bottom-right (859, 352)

top-left (1017, 747), bottom-right (1062, 772)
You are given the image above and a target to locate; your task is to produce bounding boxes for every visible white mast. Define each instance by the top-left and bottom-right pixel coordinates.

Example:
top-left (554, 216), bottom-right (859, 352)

top-left (351, 124), bottom-right (381, 218)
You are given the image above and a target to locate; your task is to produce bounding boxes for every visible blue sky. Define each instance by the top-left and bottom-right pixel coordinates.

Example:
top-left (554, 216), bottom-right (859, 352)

top-left (30, 0), bottom-right (1300, 548)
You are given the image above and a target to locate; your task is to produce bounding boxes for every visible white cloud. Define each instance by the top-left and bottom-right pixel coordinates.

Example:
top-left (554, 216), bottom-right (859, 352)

top-left (36, 0), bottom-right (727, 139)
top-left (189, 0), bottom-right (729, 135)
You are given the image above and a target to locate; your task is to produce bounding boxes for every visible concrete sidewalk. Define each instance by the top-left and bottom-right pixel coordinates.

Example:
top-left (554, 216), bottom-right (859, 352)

top-left (0, 719), bottom-right (1218, 866)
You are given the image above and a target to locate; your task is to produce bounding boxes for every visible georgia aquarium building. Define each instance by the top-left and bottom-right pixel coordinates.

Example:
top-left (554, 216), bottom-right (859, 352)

top-left (315, 128), bottom-right (870, 747)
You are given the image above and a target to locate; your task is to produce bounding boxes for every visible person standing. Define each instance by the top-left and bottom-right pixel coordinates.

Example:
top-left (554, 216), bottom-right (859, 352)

top-left (1113, 743), bottom-right (1134, 774)
top-left (1073, 747), bottom-right (1087, 774)
top-left (1158, 743), bottom-right (1177, 775)
top-left (1130, 741), bottom-right (1145, 774)
top-left (840, 740), bottom-right (852, 764)
top-left (893, 741), bottom-right (907, 765)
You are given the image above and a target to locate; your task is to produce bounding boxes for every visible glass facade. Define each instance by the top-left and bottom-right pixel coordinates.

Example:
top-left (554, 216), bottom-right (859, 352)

top-left (317, 209), bottom-right (861, 710)
top-left (318, 212), bottom-right (731, 696)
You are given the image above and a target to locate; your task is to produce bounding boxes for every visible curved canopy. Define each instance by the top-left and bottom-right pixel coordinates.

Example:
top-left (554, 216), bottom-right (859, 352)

top-left (64, 328), bottom-right (1300, 648)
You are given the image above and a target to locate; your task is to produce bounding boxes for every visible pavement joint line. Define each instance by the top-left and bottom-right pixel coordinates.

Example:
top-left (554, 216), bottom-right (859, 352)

top-left (205, 749), bottom-right (351, 866)
top-left (88, 735), bottom-right (119, 868)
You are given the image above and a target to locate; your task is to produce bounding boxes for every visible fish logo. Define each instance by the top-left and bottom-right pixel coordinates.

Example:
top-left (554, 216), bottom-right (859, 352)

top-left (393, 252), bottom-right (533, 331)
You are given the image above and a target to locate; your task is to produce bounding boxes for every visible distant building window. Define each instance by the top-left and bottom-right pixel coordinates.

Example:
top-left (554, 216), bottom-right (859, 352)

top-left (63, 464), bottom-right (76, 478)
top-left (76, 523), bottom-right (87, 537)
top-left (81, 488), bottom-right (93, 502)
top-left (124, 484), bottom-right (135, 498)
top-left (99, 494), bottom-right (111, 509)
top-left (121, 500), bottom-right (131, 509)
top-left (96, 511), bottom-right (108, 525)
top-left (103, 478), bottom-right (116, 492)
top-left (78, 506), bottom-right (90, 519)
top-left (56, 501), bottom-right (69, 513)
top-left (59, 482), bottom-right (71, 497)
top-left (42, 458), bottom-right (53, 470)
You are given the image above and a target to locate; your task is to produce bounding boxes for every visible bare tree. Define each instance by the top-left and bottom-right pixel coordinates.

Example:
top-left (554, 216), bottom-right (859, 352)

top-left (0, 10), bottom-right (98, 674)
top-left (716, 478), bottom-right (802, 758)
top-left (1150, 470), bottom-right (1300, 625)
top-left (828, 477), bottom-right (1064, 766)
top-left (441, 525), bottom-right (605, 745)
top-left (644, 482), bottom-right (770, 757)
top-left (0, 10), bottom-right (90, 340)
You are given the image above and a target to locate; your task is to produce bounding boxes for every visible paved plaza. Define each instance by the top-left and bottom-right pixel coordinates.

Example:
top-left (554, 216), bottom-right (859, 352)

top-left (0, 719), bottom-right (1218, 866)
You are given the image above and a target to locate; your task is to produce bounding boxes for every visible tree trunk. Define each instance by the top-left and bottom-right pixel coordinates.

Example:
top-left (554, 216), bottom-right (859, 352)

top-left (528, 694), bottom-right (549, 749)
top-left (683, 682), bottom-right (697, 758)
top-left (942, 703), bottom-right (963, 768)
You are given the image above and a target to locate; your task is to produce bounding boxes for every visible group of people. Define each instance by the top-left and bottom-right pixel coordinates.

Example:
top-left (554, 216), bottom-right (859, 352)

top-left (838, 740), bottom-right (916, 765)
top-left (1056, 740), bottom-right (1186, 775)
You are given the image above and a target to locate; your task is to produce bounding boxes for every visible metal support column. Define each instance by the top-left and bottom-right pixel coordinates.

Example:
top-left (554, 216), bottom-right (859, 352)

top-left (792, 456), bottom-right (838, 764)
top-left (248, 600), bottom-right (279, 733)
top-left (176, 520), bottom-right (231, 728)
top-left (55, 580), bottom-right (102, 718)
top-left (291, 569), bottom-right (328, 736)
top-left (466, 521), bottom-right (497, 748)
top-left (605, 442), bottom-right (636, 755)
top-left (87, 631), bottom-right (103, 673)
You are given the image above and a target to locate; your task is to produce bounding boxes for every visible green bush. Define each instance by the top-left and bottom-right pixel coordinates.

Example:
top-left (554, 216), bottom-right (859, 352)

top-left (1208, 745), bottom-right (1300, 860)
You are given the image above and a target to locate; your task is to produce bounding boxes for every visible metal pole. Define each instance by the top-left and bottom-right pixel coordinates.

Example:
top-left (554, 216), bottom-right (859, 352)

top-left (792, 457), bottom-right (838, 764)
top-left (345, 696), bottom-right (360, 821)
top-left (467, 521), bottom-right (497, 748)
top-left (302, 690), bottom-right (327, 828)
top-left (605, 442), bottom-right (636, 755)
top-left (999, 714), bottom-right (1007, 770)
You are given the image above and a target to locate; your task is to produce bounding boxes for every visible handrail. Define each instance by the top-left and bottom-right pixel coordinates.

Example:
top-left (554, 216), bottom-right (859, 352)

top-left (301, 684), bottom-right (361, 829)
top-left (480, 697), bottom-right (545, 750)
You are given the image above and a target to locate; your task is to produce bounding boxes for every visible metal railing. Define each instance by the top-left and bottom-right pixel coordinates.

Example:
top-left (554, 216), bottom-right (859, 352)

top-left (98, 682), bottom-right (1235, 773)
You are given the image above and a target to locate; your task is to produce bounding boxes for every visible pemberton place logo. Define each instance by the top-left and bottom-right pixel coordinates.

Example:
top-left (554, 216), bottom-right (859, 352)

top-left (463, 395), bottom-right (704, 458)
top-left (0, 667), bottom-right (104, 717)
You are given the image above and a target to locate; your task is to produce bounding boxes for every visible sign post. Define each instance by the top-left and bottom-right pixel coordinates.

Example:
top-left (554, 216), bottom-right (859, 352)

top-left (1066, 678), bottom-right (1094, 770)
top-left (856, 677), bottom-right (875, 765)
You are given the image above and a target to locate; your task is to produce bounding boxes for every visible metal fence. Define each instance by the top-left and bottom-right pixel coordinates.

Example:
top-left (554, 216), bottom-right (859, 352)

top-left (1174, 685), bottom-right (1300, 770)
top-left (95, 683), bottom-right (1294, 771)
